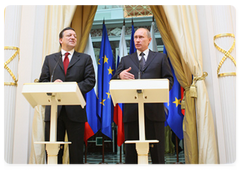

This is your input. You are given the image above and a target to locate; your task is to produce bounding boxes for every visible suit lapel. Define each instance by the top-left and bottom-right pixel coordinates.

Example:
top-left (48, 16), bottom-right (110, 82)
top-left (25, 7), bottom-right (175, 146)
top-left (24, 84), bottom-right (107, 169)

top-left (128, 51), bottom-right (156, 71)
top-left (143, 50), bottom-right (156, 71)
top-left (68, 51), bottom-right (81, 69)
top-left (54, 52), bottom-right (64, 72)
top-left (129, 52), bottom-right (139, 68)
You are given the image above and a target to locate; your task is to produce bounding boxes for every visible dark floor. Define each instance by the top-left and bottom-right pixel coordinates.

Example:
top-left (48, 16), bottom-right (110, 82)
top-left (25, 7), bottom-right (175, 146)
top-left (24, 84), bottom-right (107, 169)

top-left (83, 151), bottom-right (185, 164)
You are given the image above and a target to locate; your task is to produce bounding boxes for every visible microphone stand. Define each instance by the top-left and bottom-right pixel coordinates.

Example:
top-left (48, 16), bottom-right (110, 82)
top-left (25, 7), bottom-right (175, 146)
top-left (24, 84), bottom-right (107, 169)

top-left (47, 55), bottom-right (62, 96)
top-left (50, 55), bottom-right (62, 82)
top-left (138, 57), bottom-right (141, 79)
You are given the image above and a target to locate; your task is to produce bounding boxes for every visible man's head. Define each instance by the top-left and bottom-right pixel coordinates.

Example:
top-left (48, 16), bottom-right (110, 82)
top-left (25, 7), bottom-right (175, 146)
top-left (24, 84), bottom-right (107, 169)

top-left (59, 27), bottom-right (77, 51)
top-left (134, 28), bottom-right (152, 52)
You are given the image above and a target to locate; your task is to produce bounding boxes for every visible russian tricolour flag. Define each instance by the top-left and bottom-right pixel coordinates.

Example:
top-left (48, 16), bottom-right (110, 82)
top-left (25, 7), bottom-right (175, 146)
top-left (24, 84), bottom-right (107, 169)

top-left (84, 34), bottom-right (100, 144)
top-left (113, 25), bottom-right (128, 146)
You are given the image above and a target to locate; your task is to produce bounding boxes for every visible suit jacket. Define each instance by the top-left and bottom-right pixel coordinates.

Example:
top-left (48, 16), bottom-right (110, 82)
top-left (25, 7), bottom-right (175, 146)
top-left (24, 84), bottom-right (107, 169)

top-left (112, 50), bottom-right (173, 123)
top-left (39, 51), bottom-right (95, 122)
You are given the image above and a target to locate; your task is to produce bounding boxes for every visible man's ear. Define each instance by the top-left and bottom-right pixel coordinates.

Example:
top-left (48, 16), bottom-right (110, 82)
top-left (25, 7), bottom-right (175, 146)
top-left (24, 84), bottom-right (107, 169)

top-left (148, 37), bottom-right (152, 45)
top-left (59, 38), bottom-right (63, 44)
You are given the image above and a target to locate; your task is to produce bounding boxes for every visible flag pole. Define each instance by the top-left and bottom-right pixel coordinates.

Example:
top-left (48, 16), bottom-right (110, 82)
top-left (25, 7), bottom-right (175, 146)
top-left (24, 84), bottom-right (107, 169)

top-left (99, 133), bottom-right (107, 164)
top-left (116, 144), bottom-right (123, 164)
top-left (84, 142), bottom-right (88, 163)
top-left (174, 133), bottom-right (183, 164)
top-left (99, 18), bottom-right (107, 164)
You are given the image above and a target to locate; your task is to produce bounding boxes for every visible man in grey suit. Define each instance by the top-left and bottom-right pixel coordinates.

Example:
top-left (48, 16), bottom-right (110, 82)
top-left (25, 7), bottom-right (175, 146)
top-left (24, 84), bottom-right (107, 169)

top-left (39, 27), bottom-right (95, 164)
top-left (112, 28), bottom-right (173, 164)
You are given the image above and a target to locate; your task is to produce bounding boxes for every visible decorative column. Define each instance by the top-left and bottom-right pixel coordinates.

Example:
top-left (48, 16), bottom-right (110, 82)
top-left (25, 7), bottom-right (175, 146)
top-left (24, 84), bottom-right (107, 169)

top-left (4, 6), bottom-right (22, 163)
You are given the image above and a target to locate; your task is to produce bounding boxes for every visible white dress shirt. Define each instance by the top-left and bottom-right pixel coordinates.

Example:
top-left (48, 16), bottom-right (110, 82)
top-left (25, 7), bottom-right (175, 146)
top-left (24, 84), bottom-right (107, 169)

top-left (137, 49), bottom-right (149, 61)
top-left (61, 48), bottom-right (75, 62)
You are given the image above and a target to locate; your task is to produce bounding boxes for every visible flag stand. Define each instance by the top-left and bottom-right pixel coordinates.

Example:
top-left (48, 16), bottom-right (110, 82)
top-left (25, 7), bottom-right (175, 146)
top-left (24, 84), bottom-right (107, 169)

top-left (84, 142), bottom-right (88, 164)
top-left (174, 133), bottom-right (183, 164)
top-left (99, 134), bottom-right (107, 164)
top-left (116, 145), bottom-right (123, 164)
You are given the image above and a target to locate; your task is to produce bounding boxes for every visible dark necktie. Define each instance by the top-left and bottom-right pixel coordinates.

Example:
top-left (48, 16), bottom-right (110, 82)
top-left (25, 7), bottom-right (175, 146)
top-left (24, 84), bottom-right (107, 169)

top-left (139, 52), bottom-right (145, 70)
top-left (63, 52), bottom-right (70, 75)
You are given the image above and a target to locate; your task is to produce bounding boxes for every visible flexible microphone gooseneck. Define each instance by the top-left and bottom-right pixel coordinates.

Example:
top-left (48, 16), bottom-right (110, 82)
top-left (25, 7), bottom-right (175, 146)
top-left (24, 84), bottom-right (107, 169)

top-left (138, 53), bottom-right (144, 79)
top-left (138, 58), bottom-right (141, 79)
top-left (50, 55), bottom-right (62, 82)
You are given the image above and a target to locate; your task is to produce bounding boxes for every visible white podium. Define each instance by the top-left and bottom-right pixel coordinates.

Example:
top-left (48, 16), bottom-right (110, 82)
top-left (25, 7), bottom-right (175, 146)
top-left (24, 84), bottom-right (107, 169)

top-left (110, 79), bottom-right (169, 164)
top-left (22, 82), bottom-right (86, 164)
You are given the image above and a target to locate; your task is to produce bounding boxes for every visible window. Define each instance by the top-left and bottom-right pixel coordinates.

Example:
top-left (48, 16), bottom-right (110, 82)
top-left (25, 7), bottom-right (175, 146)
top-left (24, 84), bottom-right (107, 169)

top-left (124, 5), bottom-right (153, 18)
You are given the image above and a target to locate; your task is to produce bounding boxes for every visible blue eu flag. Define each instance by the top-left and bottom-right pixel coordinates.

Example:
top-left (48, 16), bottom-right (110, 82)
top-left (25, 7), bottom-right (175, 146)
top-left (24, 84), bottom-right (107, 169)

top-left (129, 24), bottom-right (136, 54)
top-left (163, 46), bottom-right (184, 140)
top-left (97, 24), bottom-right (115, 139)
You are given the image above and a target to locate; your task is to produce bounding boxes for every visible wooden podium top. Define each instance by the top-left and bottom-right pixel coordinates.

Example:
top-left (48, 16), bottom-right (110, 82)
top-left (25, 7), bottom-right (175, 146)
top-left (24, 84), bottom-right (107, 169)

top-left (22, 82), bottom-right (85, 108)
top-left (110, 79), bottom-right (169, 106)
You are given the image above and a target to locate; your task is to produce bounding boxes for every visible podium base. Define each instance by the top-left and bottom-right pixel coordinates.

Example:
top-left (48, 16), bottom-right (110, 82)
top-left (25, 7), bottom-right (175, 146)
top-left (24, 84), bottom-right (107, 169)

top-left (35, 141), bottom-right (72, 144)
top-left (125, 140), bottom-right (158, 164)
top-left (172, 162), bottom-right (184, 165)
top-left (125, 140), bottom-right (159, 144)
top-left (116, 162), bottom-right (125, 165)
top-left (35, 141), bottom-right (71, 164)
top-left (98, 162), bottom-right (108, 165)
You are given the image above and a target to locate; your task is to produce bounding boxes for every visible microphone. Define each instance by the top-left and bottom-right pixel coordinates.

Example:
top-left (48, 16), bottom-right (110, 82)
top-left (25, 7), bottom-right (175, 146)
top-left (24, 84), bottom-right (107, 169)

top-left (50, 55), bottom-right (62, 82)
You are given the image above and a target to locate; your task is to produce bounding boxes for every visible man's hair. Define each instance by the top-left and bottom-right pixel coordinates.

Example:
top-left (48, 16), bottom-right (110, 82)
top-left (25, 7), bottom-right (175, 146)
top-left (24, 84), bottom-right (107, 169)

top-left (135, 28), bottom-right (151, 38)
top-left (146, 28), bottom-right (151, 38)
top-left (59, 27), bottom-right (75, 39)
top-left (59, 27), bottom-right (75, 47)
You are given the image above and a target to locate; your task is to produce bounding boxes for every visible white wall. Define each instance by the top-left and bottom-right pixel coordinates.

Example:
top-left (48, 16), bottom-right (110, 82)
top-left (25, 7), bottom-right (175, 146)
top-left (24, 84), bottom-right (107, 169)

top-left (13, 5), bottom-right (45, 164)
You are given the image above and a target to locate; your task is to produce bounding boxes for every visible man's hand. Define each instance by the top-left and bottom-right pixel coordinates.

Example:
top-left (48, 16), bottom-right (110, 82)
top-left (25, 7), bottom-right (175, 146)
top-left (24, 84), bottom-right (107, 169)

top-left (54, 79), bottom-right (63, 82)
top-left (119, 67), bottom-right (135, 80)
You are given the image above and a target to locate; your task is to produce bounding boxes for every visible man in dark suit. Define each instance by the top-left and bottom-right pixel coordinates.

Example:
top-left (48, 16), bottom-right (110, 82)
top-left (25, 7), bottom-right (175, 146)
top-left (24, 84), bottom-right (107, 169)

top-left (39, 27), bottom-right (95, 164)
top-left (112, 28), bottom-right (173, 164)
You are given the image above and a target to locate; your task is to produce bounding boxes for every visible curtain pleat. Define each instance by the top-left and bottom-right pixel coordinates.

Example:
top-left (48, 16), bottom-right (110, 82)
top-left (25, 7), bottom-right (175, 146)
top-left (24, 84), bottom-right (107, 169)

top-left (150, 5), bottom-right (198, 164)
top-left (71, 5), bottom-right (97, 53)
top-left (42, 5), bottom-right (77, 61)
top-left (163, 5), bottom-right (218, 164)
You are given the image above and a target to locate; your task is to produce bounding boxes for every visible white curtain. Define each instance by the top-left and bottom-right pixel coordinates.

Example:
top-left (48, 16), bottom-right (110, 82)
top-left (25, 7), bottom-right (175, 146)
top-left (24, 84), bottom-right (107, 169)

top-left (163, 5), bottom-right (218, 164)
top-left (42, 5), bottom-right (77, 59)
top-left (4, 6), bottom-right (22, 164)
top-left (29, 106), bottom-right (46, 163)
top-left (197, 6), bottom-right (236, 164)
top-left (29, 5), bottom-right (77, 164)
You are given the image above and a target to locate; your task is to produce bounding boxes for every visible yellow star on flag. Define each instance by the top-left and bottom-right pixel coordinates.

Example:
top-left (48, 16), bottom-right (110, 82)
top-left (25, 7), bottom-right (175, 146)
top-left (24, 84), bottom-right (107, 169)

top-left (100, 99), bottom-right (106, 106)
top-left (108, 66), bottom-right (114, 75)
top-left (106, 92), bottom-right (111, 99)
top-left (173, 97), bottom-right (181, 107)
top-left (103, 55), bottom-right (108, 64)
top-left (98, 58), bottom-right (100, 65)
